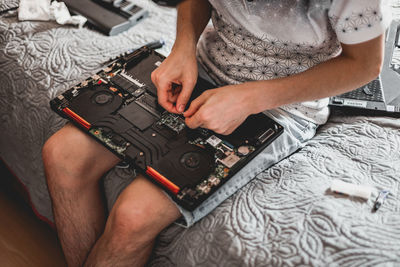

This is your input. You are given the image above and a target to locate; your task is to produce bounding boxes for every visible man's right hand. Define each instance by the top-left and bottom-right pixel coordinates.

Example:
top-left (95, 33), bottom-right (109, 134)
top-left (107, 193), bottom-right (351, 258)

top-left (151, 48), bottom-right (198, 114)
top-left (151, 0), bottom-right (211, 113)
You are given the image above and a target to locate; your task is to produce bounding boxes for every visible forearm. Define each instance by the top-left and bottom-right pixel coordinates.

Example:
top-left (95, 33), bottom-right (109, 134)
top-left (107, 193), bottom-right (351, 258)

top-left (246, 36), bottom-right (384, 114)
top-left (248, 55), bottom-right (379, 113)
top-left (173, 0), bottom-right (211, 53)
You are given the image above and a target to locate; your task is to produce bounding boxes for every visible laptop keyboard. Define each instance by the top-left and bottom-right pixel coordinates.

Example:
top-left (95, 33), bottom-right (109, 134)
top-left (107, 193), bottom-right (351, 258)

top-left (338, 78), bottom-right (384, 102)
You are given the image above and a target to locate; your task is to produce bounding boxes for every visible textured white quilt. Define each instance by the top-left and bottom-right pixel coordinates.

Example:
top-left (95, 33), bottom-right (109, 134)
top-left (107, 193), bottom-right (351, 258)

top-left (1, 1), bottom-right (399, 265)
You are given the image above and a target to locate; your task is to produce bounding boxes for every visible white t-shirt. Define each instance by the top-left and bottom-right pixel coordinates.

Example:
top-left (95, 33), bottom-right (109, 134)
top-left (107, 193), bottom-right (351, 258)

top-left (197, 0), bottom-right (392, 124)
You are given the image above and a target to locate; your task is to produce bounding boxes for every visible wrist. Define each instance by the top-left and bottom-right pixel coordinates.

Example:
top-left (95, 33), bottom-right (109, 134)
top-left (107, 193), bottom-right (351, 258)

top-left (237, 83), bottom-right (268, 115)
top-left (172, 25), bottom-right (198, 55)
top-left (245, 81), bottom-right (282, 114)
top-left (171, 40), bottom-right (197, 57)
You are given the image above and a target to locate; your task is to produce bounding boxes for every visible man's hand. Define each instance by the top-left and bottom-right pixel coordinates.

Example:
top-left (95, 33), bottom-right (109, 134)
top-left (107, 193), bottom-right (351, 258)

top-left (151, 49), bottom-right (198, 113)
top-left (184, 85), bottom-right (256, 135)
top-left (151, 0), bottom-right (211, 113)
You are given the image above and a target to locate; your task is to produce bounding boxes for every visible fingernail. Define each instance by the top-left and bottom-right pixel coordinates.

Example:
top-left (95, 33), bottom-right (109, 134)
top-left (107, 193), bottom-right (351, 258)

top-left (178, 104), bottom-right (185, 112)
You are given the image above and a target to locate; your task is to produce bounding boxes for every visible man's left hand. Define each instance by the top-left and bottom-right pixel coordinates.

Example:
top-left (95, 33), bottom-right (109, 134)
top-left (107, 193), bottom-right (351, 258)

top-left (184, 84), bottom-right (256, 135)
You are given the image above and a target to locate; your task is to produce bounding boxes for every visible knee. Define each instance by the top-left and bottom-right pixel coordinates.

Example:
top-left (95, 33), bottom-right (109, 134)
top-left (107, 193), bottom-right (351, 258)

top-left (109, 201), bottom-right (155, 245)
top-left (42, 134), bottom-right (62, 171)
top-left (42, 134), bottom-right (72, 187)
top-left (42, 131), bottom-right (95, 190)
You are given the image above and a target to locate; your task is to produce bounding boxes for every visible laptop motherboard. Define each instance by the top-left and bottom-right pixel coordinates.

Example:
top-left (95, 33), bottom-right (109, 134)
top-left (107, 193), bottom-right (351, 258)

top-left (50, 46), bottom-right (283, 210)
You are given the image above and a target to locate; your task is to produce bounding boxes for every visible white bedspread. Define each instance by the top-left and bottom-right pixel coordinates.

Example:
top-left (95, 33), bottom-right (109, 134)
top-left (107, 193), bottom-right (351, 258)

top-left (1, 1), bottom-right (400, 265)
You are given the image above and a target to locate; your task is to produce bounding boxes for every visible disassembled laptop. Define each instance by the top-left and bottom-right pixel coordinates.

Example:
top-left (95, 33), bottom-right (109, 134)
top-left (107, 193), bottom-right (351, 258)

top-left (50, 46), bottom-right (283, 211)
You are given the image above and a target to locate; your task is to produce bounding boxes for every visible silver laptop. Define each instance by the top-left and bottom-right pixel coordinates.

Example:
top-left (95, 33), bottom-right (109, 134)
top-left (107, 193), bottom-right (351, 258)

top-left (329, 20), bottom-right (400, 117)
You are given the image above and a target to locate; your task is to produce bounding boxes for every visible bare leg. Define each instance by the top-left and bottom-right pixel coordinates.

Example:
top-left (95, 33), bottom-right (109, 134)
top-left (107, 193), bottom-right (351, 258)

top-left (42, 124), bottom-right (120, 266)
top-left (85, 174), bottom-right (181, 267)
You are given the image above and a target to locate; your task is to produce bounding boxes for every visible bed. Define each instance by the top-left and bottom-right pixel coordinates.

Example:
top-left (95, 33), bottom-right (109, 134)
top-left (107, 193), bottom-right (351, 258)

top-left (1, 1), bottom-right (400, 265)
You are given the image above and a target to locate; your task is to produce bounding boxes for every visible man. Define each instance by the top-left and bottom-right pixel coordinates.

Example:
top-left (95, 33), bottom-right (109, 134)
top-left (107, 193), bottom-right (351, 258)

top-left (42, 0), bottom-right (389, 266)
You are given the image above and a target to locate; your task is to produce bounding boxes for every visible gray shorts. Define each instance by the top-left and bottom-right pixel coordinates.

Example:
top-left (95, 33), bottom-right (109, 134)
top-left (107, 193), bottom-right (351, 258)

top-left (167, 64), bottom-right (319, 227)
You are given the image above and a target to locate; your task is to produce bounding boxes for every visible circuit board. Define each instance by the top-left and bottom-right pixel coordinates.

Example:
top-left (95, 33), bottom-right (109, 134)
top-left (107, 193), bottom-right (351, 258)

top-left (50, 46), bottom-right (284, 211)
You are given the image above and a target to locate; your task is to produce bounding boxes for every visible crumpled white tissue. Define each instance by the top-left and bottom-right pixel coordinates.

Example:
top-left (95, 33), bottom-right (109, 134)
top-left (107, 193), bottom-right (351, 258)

top-left (50, 1), bottom-right (87, 26)
top-left (18, 0), bottom-right (87, 27)
top-left (18, 0), bottom-right (51, 21)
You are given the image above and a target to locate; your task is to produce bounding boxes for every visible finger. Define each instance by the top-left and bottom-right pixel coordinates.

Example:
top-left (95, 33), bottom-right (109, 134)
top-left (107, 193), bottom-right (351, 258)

top-left (156, 81), bottom-right (175, 112)
top-left (183, 94), bottom-right (207, 118)
top-left (185, 110), bottom-right (204, 129)
top-left (176, 79), bottom-right (196, 113)
top-left (167, 83), bottom-right (182, 113)
top-left (167, 90), bottom-right (178, 104)
top-left (152, 70), bottom-right (177, 112)
top-left (150, 69), bottom-right (158, 85)
top-left (168, 83), bottom-right (182, 103)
